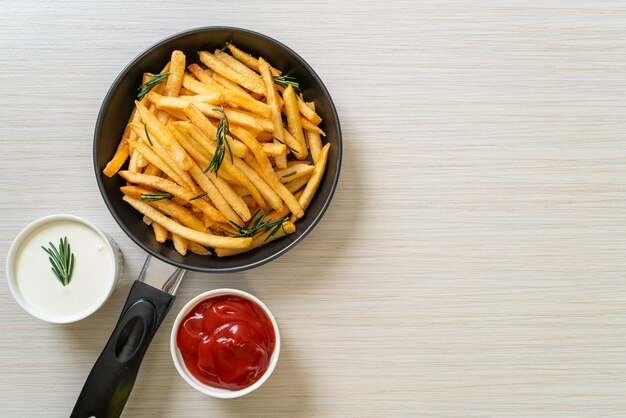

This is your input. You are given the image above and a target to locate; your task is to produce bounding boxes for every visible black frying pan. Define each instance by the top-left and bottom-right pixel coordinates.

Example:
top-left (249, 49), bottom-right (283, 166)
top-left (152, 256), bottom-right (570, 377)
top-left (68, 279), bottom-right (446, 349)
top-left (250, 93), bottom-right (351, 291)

top-left (71, 27), bottom-right (341, 418)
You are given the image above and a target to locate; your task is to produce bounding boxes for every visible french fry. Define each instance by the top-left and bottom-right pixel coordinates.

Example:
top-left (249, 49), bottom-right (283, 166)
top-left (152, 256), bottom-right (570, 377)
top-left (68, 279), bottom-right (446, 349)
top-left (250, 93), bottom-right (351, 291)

top-left (261, 142), bottom-right (287, 157)
top-left (184, 103), bottom-right (251, 158)
top-left (156, 109), bottom-right (172, 125)
top-left (199, 51), bottom-right (265, 95)
top-left (123, 196), bottom-right (251, 249)
top-left (276, 164), bottom-right (315, 183)
top-left (227, 44), bottom-right (281, 76)
top-left (188, 241), bottom-right (212, 255)
top-left (212, 71), bottom-right (251, 96)
top-left (183, 71), bottom-right (270, 118)
top-left (143, 164), bottom-right (161, 176)
top-left (256, 131), bottom-right (274, 142)
top-left (126, 136), bottom-right (187, 189)
top-left (210, 221), bottom-right (238, 235)
top-left (242, 196), bottom-right (258, 208)
top-left (241, 110), bottom-right (274, 132)
top-left (258, 57), bottom-right (287, 169)
top-left (129, 122), bottom-right (200, 193)
top-left (128, 149), bottom-right (140, 173)
top-left (152, 222), bottom-right (168, 243)
top-left (280, 127), bottom-right (308, 160)
top-left (163, 50), bottom-right (185, 97)
top-left (184, 67), bottom-right (220, 88)
top-left (286, 159), bottom-right (307, 168)
top-left (305, 102), bottom-right (323, 162)
top-left (149, 91), bottom-right (224, 110)
top-left (141, 62), bottom-right (170, 104)
top-left (215, 221), bottom-right (295, 257)
top-left (232, 157), bottom-right (284, 212)
top-left (172, 233), bottom-right (188, 256)
top-left (120, 186), bottom-right (206, 232)
top-left (187, 64), bottom-right (214, 81)
top-left (297, 98), bottom-right (322, 125)
top-left (214, 50), bottom-right (264, 88)
top-left (172, 196), bottom-right (188, 206)
top-left (291, 143), bottom-right (330, 221)
top-left (217, 169), bottom-right (239, 185)
top-left (283, 85), bottom-right (308, 156)
top-left (301, 116), bottom-right (326, 136)
top-left (169, 122), bottom-right (213, 162)
top-left (103, 108), bottom-right (138, 177)
top-left (136, 151), bottom-right (149, 169)
top-left (143, 215), bottom-right (153, 226)
top-left (179, 87), bottom-right (196, 95)
top-left (118, 171), bottom-right (227, 223)
top-left (160, 107), bottom-right (188, 121)
top-left (261, 191), bottom-right (303, 223)
top-left (213, 108), bottom-right (263, 135)
top-left (207, 172), bottom-right (251, 221)
top-left (201, 214), bottom-right (215, 229)
top-left (188, 163), bottom-right (244, 225)
top-left (151, 202), bottom-right (205, 232)
top-left (232, 185), bottom-right (250, 197)
top-left (230, 125), bottom-right (303, 218)
top-left (108, 107), bottom-right (143, 176)
top-left (189, 63), bottom-right (252, 98)
top-left (285, 175), bottom-right (311, 193)
top-left (104, 138), bottom-right (130, 177)
top-left (135, 101), bottom-right (193, 170)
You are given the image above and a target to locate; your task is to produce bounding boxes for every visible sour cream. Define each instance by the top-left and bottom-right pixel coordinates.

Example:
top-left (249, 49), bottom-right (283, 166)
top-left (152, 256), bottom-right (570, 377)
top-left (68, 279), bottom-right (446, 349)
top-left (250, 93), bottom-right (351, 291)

top-left (7, 215), bottom-right (123, 323)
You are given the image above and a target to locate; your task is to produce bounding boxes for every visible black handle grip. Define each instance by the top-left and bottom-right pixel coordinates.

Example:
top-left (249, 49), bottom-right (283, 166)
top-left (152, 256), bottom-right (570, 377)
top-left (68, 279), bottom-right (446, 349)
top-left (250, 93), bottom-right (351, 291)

top-left (70, 281), bottom-right (174, 418)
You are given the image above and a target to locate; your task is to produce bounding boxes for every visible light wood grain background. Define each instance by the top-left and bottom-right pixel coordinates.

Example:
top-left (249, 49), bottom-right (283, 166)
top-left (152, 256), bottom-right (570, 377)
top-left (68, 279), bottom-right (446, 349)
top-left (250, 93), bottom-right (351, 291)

top-left (1, 1), bottom-right (626, 416)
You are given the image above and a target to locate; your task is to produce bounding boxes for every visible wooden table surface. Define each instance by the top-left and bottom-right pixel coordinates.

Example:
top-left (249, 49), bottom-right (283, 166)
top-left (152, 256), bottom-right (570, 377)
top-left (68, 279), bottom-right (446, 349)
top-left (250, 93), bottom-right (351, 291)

top-left (1, 1), bottom-right (625, 416)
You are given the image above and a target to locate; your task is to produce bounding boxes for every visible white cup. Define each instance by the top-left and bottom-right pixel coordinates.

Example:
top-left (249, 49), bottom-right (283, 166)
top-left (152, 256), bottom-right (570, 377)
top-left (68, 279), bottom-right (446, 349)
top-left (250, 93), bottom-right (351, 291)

top-left (170, 288), bottom-right (281, 398)
top-left (6, 214), bottom-right (123, 324)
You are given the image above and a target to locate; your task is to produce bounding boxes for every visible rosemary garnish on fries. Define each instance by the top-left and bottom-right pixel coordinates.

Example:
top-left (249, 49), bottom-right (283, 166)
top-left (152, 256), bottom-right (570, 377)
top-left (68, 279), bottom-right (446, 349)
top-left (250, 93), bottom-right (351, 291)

top-left (274, 75), bottom-right (300, 94)
top-left (143, 123), bottom-right (153, 146)
top-left (273, 137), bottom-right (298, 154)
top-left (137, 72), bottom-right (171, 100)
top-left (222, 208), bottom-right (287, 241)
top-left (204, 107), bottom-right (233, 174)
top-left (189, 191), bottom-right (208, 201)
top-left (140, 192), bottom-right (172, 202)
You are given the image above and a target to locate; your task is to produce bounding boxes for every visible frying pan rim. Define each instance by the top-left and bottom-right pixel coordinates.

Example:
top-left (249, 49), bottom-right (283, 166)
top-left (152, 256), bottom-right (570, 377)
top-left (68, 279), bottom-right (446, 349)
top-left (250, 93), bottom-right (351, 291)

top-left (93, 26), bottom-right (342, 273)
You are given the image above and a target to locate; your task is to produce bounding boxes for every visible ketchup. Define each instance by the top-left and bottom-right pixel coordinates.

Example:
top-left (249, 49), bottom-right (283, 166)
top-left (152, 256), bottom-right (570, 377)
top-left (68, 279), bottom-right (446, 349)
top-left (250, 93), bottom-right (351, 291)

top-left (176, 295), bottom-right (276, 390)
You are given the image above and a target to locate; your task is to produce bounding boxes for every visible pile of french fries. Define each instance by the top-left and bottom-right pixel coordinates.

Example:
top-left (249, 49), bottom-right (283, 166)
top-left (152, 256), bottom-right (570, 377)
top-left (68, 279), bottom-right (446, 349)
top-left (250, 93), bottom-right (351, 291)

top-left (103, 44), bottom-right (330, 257)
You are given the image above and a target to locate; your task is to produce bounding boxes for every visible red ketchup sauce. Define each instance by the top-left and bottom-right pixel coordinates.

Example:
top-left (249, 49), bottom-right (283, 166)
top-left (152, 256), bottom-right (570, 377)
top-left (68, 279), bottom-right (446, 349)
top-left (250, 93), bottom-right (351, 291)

top-left (176, 295), bottom-right (276, 390)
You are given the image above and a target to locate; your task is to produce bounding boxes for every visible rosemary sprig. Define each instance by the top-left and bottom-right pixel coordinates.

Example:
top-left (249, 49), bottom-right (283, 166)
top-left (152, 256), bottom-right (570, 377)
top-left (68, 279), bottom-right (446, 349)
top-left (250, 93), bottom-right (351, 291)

top-left (204, 107), bottom-right (233, 174)
top-left (143, 123), bottom-right (153, 146)
top-left (274, 75), bottom-right (301, 94)
top-left (222, 208), bottom-right (287, 241)
top-left (189, 191), bottom-right (208, 201)
top-left (41, 237), bottom-right (75, 287)
top-left (220, 41), bottom-right (231, 52)
top-left (140, 192), bottom-right (172, 202)
top-left (281, 171), bottom-right (297, 178)
top-left (273, 137), bottom-right (298, 154)
top-left (137, 72), bottom-right (171, 100)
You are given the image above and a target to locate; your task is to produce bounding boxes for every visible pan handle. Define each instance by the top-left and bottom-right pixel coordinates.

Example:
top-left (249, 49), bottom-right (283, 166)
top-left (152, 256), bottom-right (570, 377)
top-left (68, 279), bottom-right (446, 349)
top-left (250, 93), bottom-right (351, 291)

top-left (71, 257), bottom-right (182, 418)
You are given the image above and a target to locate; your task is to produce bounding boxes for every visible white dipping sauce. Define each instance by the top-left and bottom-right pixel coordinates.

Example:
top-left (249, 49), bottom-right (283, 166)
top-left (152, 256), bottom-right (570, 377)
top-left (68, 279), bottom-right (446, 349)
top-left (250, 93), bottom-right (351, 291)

top-left (14, 219), bottom-right (114, 319)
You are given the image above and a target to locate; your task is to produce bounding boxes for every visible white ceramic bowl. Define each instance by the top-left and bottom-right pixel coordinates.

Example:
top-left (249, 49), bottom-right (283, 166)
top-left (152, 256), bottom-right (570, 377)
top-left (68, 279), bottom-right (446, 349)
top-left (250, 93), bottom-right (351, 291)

top-left (6, 214), bottom-right (123, 324)
top-left (170, 288), bottom-right (281, 398)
